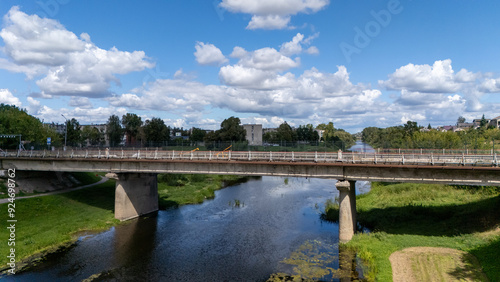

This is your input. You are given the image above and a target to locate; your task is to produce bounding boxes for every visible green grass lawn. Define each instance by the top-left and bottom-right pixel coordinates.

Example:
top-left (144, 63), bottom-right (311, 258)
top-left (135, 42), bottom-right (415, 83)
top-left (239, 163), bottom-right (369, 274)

top-left (0, 179), bottom-right (119, 269)
top-left (324, 182), bottom-right (500, 281)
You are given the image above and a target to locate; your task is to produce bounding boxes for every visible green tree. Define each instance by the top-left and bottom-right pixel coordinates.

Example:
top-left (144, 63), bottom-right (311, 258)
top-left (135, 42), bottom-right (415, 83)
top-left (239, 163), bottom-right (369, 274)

top-left (189, 127), bottom-right (206, 142)
top-left (65, 118), bottom-right (82, 147)
top-left (122, 113), bottom-right (143, 146)
top-left (480, 114), bottom-right (488, 128)
top-left (362, 127), bottom-right (381, 144)
top-left (333, 129), bottom-right (356, 149)
top-left (0, 104), bottom-right (61, 149)
top-left (403, 120), bottom-right (419, 137)
top-left (296, 124), bottom-right (319, 142)
top-left (203, 130), bottom-right (220, 144)
top-left (219, 116), bottom-right (246, 141)
top-left (316, 122), bottom-right (335, 142)
top-left (143, 117), bottom-right (170, 146)
top-left (81, 126), bottom-right (104, 146)
top-left (277, 122), bottom-right (296, 142)
top-left (107, 115), bottom-right (123, 147)
top-left (457, 116), bottom-right (466, 124)
top-left (263, 131), bottom-right (279, 143)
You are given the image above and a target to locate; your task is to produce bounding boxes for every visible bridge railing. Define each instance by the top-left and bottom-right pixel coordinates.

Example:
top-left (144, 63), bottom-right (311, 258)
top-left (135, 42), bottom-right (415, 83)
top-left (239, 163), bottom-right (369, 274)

top-left (1, 149), bottom-right (498, 167)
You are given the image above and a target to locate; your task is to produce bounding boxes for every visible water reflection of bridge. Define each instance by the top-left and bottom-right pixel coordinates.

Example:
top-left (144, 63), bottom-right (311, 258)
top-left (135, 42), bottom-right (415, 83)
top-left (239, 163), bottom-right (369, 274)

top-left (2, 149), bottom-right (499, 242)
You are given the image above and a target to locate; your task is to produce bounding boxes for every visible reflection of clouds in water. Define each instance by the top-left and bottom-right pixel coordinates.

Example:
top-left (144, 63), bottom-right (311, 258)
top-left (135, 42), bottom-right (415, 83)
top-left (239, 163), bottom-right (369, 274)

top-left (349, 141), bottom-right (376, 153)
top-left (267, 177), bottom-right (332, 196)
top-left (265, 177), bottom-right (340, 215)
top-left (204, 208), bottom-right (234, 221)
top-left (179, 177), bottom-right (370, 225)
top-left (190, 204), bottom-right (249, 222)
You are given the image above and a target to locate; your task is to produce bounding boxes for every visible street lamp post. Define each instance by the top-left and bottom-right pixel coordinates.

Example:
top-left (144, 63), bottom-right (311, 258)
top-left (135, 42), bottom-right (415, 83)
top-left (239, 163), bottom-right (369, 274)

top-left (61, 114), bottom-right (68, 151)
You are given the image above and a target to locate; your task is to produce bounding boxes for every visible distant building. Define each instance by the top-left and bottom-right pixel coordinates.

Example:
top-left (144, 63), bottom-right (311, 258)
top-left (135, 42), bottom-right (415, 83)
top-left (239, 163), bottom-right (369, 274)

top-left (315, 129), bottom-right (325, 140)
top-left (46, 123), bottom-right (66, 135)
top-left (243, 124), bottom-right (262, 145)
top-left (490, 116), bottom-right (500, 128)
top-left (438, 125), bottom-right (457, 132)
top-left (457, 122), bottom-right (474, 129)
top-left (473, 118), bottom-right (491, 128)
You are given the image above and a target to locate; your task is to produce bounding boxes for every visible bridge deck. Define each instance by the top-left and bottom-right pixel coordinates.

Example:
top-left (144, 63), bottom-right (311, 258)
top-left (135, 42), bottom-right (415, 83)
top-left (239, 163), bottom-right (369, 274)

top-left (1, 149), bottom-right (500, 186)
top-left (2, 149), bottom-right (499, 167)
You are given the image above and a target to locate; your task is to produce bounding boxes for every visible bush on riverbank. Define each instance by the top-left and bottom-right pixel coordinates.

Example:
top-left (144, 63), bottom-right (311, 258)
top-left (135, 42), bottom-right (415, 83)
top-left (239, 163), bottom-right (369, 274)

top-left (323, 182), bottom-right (500, 281)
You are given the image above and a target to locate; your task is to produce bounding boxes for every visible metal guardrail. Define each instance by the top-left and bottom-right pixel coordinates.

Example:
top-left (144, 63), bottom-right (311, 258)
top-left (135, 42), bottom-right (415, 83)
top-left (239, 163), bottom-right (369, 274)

top-left (1, 149), bottom-right (498, 167)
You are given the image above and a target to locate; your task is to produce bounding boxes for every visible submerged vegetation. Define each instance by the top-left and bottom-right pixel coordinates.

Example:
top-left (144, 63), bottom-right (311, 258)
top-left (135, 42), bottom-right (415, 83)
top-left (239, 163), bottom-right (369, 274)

top-left (323, 182), bottom-right (500, 281)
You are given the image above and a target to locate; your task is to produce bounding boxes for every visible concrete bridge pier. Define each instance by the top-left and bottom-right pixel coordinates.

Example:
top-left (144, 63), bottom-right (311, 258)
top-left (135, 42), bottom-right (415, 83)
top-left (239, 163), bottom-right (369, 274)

top-left (115, 173), bottom-right (159, 221)
top-left (336, 180), bottom-right (357, 243)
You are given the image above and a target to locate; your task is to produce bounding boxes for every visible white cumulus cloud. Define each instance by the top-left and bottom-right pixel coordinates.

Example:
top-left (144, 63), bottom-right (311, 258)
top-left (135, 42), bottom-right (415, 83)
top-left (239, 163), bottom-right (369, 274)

top-left (239, 47), bottom-right (300, 71)
top-left (194, 42), bottom-right (228, 66)
top-left (220, 0), bottom-right (330, 30)
top-left (0, 89), bottom-right (22, 107)
top-left (0, 6), bottom-right (154, 98)
top-left (379, 59), bottom-right (469, 93)
top-left (380, 59), bottom-right (500, 113)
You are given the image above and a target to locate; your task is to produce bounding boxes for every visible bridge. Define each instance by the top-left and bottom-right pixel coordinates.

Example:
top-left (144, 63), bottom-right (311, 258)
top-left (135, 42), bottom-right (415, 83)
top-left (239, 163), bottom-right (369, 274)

top-left (1, 148), bottom-right (499, 242)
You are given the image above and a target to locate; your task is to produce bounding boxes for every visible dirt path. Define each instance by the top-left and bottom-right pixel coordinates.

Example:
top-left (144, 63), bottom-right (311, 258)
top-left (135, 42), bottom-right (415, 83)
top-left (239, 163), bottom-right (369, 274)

top-left (390, 247), bottom-right (488, 282)
top-left (0, 176), bottom-right (109, 204)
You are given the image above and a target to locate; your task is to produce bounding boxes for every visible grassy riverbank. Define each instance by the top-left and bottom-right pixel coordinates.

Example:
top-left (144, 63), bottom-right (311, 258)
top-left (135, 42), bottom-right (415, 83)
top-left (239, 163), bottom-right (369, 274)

top-left (0, 178), bottom-right (119, 271)
top-left (157, 174), bottom-right (254, 209)
top-left (0, 172), bottom-right (249, 271)
top-left (324, 182), bottom-right (500, 281)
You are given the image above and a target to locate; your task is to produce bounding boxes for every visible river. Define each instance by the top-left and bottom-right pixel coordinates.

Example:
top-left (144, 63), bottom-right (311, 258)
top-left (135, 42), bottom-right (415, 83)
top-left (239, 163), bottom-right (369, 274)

top-left (10, 143), bottom-right (373, 281)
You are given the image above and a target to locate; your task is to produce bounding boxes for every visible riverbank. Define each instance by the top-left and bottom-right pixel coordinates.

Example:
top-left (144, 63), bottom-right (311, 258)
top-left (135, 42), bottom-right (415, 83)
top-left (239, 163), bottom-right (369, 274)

top-left (157, 174), bottom-right (255, 209)
top-left (0, 178), bottom-right (119, 273)
top-left (0, 173), bottom-right (250, 273)
top-left (324, 182), bottom-right (500, 281)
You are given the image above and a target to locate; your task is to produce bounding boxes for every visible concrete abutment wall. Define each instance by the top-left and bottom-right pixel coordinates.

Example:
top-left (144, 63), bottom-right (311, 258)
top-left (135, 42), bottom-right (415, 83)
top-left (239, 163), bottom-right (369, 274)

top-left (114, 173), bottom-right (159, 221)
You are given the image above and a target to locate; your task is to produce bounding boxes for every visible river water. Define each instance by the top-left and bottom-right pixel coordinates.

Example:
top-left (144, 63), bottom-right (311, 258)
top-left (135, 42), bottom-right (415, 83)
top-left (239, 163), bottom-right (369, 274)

top-left (11, 143), bottom-right (373, 281)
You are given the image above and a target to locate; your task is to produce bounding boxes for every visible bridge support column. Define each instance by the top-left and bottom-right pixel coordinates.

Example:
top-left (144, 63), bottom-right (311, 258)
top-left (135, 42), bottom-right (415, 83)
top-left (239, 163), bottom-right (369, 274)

top-left (336, 180), bottom-right (356, 243)
top-left (115, 173), bottom-right (158, 221)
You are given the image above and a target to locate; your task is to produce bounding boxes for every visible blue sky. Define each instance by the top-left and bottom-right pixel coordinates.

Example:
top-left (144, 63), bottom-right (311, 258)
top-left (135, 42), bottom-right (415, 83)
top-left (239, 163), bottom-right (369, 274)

top-left (1, 0), bottom-right (500, 132)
